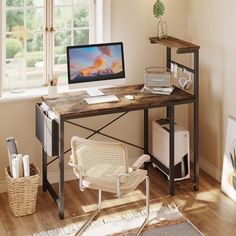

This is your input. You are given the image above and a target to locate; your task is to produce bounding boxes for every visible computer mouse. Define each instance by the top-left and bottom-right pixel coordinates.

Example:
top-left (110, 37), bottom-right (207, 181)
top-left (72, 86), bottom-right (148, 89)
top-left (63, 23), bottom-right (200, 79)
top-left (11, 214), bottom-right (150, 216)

top-left (125, 95), bottom-right (134, 100)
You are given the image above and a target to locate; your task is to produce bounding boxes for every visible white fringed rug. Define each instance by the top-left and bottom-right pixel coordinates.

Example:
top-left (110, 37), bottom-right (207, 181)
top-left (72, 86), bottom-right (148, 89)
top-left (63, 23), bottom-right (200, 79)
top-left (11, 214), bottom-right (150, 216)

top-left (32, 204), bottom-right (203, 236)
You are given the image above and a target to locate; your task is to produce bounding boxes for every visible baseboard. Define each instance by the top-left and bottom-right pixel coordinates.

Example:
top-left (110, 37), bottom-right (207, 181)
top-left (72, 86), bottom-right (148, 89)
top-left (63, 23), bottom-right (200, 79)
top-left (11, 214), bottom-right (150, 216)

top-left (199, 156), bottom-right (222, 182)
top-left (0, 156), bottom-right (222, 193)
top-left (46, 168), bottom-right (77, 184)
top-left (0, 168), bottom-right (77, 193)
top-left (190, 152), bottom-right (222, 182)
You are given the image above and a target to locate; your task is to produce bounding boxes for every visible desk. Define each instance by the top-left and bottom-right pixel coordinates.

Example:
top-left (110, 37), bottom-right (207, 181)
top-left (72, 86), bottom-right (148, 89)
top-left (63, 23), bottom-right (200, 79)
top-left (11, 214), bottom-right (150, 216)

top-left (38, 83), bottom-right (197, 219)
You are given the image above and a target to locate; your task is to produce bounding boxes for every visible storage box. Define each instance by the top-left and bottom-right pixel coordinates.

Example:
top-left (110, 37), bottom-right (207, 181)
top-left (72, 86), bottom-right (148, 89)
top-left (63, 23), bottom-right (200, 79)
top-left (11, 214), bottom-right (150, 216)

top-left (5, 164), bottom-right (40, 217)
top-left (152, 119), bottom-right (190, 181)
top-left (144, 67), bottom-right (172, 88)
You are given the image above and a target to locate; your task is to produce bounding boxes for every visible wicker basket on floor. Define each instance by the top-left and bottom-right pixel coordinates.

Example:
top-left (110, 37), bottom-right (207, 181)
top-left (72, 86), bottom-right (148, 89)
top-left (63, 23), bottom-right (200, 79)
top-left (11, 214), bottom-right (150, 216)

top-left (5, 163), bottom-right (40, 217)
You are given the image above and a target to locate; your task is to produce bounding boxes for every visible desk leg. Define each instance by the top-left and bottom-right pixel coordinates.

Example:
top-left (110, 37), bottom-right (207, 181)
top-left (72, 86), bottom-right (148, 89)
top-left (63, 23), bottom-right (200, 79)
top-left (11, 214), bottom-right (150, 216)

top-left (168, 105), bottom-right (175, 196)
top-left (59, 119), bottom-right (65, 219)
top-left (144, 109), bottom-right (149, 170)
top-left (42, 148), bottom-right (47, 192)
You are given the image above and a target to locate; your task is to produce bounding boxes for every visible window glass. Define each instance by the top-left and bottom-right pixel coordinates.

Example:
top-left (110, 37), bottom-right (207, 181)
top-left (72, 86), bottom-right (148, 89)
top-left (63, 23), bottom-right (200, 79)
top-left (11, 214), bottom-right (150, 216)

top-left (5, 0), bottom-right (44, 88)
top-left (1, 0), bottom-right (101, 91)
top-left (6, 0), bottom-right (23, 7)
top-left (54, 0), bottom-right (91, 84)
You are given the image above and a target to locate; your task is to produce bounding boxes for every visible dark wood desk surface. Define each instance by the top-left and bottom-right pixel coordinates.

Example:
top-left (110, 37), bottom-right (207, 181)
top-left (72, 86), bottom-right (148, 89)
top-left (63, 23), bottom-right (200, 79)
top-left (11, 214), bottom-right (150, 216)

top-left (42, 84), bottom-right (195, 120)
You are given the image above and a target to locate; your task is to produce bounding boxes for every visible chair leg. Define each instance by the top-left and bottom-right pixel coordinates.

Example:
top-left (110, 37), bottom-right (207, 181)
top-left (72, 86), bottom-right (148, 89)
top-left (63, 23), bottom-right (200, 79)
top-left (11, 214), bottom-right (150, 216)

top-left (75, 190), bottom-right (102, 236)
top-left (135, 176), bottom-right (150, 236)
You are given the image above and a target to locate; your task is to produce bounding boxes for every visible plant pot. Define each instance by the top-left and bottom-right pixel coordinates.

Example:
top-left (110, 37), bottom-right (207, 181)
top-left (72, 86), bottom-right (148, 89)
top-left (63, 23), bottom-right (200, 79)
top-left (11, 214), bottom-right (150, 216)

top-left (233, 175), bottom-right (236, 190)
top-left (157, 19), bottom-right (168, 39)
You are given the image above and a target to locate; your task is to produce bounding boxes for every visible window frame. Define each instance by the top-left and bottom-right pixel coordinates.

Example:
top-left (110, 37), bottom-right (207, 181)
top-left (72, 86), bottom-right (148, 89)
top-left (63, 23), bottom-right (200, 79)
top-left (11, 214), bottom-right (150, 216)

top-left (0, 0), bottom-right (111, 96)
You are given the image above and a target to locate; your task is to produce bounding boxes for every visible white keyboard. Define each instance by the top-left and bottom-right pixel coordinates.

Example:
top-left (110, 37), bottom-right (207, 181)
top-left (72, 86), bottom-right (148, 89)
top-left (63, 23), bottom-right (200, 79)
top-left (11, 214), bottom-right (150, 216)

top-left (84, 95), bottom-right (119, 105)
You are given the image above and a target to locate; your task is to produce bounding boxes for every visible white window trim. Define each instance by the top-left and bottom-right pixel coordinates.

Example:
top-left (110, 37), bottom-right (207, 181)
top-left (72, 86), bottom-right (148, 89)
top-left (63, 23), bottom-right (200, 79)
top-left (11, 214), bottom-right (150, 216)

top-left (95, 0), bottom-right (111, 43)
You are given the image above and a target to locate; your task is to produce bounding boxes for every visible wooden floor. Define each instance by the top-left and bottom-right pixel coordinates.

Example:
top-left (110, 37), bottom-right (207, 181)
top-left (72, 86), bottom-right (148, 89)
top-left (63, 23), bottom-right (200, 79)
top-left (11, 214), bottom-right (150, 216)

top-left (0, 166), bottom-right (236, 236)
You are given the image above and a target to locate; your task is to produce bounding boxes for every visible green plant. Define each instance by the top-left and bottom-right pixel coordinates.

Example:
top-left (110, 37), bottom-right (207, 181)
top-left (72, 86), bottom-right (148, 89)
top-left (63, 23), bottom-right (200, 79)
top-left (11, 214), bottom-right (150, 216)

top-left (153, 0), bottom-right (167, 39)
top-left (6, 38), bottom-right (23, 59)
top-left (153, 0), bottom-right (165, 19)
top-left (230, 148), bottom-right (236, 175)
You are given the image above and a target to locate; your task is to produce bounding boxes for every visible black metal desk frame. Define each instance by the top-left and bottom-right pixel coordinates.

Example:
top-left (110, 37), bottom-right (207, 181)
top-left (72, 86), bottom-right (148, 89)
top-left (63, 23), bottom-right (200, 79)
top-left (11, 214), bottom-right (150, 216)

top-left (41, 100), bottom-right (197, 219)
top-left (42, 108), bottom-right (151, 219)
top-left (40, 37), bottom-right (200, 220)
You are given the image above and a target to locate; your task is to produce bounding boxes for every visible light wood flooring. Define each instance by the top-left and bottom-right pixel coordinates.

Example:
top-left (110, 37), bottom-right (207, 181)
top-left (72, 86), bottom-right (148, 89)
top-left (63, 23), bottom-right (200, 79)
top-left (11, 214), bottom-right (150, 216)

top-left (0, 166), bottom-right (236, 236)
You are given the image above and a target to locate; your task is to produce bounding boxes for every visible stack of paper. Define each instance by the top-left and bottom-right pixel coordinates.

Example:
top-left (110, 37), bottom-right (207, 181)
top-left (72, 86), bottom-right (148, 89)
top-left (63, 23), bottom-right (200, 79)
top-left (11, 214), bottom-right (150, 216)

top-left (141, 85), bottom-right (174, 95)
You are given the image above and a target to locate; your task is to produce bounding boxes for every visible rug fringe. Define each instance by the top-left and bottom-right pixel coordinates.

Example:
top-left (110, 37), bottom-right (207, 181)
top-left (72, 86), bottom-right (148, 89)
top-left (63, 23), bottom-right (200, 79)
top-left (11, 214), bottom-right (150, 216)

top-left (32, 204), bottom-right (183, 236)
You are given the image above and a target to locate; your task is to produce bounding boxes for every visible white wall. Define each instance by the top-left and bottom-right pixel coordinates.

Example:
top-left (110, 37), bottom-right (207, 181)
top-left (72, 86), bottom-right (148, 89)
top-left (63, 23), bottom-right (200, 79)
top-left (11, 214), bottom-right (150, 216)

top-left (0, 0), bottom-right (189, 192)
top-left (188, 0), bottom-right (236, 180)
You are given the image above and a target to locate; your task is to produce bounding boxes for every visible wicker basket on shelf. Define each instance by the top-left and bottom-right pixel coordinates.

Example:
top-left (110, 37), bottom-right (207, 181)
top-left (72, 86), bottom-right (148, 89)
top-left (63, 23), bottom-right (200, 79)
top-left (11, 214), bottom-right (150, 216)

top-left (5, 163), bottom-right (40, 217)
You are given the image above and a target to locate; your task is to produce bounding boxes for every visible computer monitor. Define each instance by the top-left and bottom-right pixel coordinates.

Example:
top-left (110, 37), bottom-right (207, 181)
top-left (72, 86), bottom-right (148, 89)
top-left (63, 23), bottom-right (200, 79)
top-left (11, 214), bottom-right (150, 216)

top-left (67, 42), bottom-right (125, 96)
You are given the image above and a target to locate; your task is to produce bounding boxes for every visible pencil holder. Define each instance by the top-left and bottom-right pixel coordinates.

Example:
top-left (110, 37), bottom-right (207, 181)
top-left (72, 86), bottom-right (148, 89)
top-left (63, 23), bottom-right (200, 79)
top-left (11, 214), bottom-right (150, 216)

top-left (48, 85), bottom-right (57, 98)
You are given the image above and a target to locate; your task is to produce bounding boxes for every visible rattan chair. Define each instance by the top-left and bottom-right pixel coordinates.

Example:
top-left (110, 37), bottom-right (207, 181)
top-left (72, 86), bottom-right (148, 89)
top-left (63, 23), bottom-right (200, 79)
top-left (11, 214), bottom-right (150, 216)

top-left (68, 136), bottom-right (150, 236)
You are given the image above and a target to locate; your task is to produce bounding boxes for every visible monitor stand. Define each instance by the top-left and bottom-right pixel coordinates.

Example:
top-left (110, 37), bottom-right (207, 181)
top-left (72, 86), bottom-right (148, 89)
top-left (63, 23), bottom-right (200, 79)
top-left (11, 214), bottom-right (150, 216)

top-left (86, 88), bottom-right (105, 97)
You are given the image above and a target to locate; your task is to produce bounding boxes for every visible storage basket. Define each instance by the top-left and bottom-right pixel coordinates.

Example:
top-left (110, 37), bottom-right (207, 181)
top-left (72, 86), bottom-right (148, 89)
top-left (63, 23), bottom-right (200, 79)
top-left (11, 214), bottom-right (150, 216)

top-left (144, 66), bottom-right (172, 88)
top-left (5, 163), bottom-right (40, 217)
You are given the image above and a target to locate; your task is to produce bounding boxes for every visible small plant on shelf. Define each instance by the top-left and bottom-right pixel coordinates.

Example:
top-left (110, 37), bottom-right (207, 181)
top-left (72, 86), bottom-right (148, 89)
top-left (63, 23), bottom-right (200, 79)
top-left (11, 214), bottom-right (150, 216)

top-left (153, 0), bottom-right (168, 39)
top-left (229, 148), bottom-right (236, 190)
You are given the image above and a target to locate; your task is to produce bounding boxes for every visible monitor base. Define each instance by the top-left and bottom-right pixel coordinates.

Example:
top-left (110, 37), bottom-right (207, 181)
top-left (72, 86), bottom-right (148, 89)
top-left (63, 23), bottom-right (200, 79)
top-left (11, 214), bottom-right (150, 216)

top-left (86, 88), bottom-right (105, 97)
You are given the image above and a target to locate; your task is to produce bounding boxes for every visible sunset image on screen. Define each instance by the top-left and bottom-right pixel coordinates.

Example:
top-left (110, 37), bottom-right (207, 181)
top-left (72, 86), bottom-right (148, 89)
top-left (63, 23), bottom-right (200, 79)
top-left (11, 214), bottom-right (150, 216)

top-left (68, 44), bottom-right (124, 82)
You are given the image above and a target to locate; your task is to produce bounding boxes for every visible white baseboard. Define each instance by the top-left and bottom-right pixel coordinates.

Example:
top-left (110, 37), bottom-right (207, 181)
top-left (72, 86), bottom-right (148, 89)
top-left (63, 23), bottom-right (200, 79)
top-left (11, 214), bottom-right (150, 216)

top-left (199, 156), bottom-right (222, 182)
top-left (190, 151), bottom-right (222, 182)
top-left (46, 168), bottom-right (77, 184)
top-left (0, 168), bottom-right (77, 193)
top-left (0, 156), bottom-right (222, 193)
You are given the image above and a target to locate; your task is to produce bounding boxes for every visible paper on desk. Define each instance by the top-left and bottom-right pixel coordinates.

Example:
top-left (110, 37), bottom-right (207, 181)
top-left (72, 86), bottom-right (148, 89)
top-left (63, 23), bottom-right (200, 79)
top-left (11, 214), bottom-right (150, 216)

top-left (141, 85), bottom-right (174, 95)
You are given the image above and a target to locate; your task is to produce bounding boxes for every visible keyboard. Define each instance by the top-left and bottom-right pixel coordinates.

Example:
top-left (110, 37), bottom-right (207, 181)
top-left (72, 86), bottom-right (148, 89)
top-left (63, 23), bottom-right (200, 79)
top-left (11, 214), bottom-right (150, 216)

top-left (84, 95), bottom-right (119, 105)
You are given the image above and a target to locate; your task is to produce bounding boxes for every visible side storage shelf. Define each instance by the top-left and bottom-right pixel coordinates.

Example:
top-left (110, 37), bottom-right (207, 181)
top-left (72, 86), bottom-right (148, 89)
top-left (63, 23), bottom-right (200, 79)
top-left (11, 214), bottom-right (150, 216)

top-left (35, 103), bottom-right (59, 157)
top-left (149, 36), bottom-right (200, 192)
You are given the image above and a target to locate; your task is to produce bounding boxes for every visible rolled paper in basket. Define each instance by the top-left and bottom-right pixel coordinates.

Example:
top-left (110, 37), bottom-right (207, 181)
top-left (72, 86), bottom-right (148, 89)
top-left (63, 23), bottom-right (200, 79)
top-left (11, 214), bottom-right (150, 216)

top-left (18, 154), bottom-right (24, 178)
top-left (23, 155), bottom-right (30, 177)
top-left (12, 158), bottom-right (19, 178)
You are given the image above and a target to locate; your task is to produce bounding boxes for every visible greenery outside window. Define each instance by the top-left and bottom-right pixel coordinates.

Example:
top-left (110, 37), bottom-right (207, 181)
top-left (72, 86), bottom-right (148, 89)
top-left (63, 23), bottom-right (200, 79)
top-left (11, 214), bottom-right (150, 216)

top-left (1, 0), bottom-right (96, 92)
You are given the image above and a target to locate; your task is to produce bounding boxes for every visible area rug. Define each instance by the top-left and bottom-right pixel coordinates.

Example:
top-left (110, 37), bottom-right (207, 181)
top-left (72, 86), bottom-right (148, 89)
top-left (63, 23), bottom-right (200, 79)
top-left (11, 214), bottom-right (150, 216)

top-left (32, 204), bottom-right (203, 236)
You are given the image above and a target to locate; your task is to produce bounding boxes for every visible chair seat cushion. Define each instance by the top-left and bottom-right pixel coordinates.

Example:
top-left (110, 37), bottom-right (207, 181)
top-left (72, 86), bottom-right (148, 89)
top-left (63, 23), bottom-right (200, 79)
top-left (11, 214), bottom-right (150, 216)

top-left (83, 164), bottom-right (147, 194)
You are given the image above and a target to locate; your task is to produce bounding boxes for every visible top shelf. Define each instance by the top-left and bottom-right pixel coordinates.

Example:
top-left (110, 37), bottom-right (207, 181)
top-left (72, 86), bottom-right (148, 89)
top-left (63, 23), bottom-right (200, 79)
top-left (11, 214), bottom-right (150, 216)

top-left (149, 36), bottom-right (200, 54)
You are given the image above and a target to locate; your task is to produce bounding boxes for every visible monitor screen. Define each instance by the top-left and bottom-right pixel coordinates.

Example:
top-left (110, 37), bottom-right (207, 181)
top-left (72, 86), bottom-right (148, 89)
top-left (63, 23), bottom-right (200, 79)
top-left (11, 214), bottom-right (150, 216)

top-left (67, 42), bottom-right (125, 85)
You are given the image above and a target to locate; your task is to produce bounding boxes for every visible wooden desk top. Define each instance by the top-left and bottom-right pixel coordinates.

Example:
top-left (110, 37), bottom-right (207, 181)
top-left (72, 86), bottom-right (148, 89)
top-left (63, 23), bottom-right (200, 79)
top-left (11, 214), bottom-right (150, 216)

top-left (42, 84), bottom-right (196, 120)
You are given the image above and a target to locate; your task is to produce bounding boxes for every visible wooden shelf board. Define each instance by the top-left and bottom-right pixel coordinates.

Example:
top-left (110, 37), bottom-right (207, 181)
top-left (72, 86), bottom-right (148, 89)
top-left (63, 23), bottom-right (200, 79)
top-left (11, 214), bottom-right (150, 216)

top-left (149, 36), bottom-right (200, 54)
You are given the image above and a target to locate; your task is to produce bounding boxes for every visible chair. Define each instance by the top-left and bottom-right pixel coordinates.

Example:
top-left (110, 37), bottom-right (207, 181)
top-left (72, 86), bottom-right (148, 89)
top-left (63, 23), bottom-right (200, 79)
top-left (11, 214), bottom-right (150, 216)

top-left (68, 136), bottom-right (150, 236)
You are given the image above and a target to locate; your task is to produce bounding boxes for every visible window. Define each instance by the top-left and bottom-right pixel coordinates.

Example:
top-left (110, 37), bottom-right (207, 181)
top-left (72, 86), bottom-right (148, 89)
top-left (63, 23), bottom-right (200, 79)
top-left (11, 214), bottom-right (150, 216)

top-left (0, 0), bottom-right (111, 93)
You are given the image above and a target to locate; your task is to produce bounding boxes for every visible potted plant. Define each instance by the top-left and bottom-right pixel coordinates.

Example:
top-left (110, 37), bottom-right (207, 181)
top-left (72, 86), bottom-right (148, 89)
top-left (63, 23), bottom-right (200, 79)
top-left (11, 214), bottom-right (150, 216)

top-left (229, 148), bottom-right (236, 190)
top-left (153, 0), bottom-right (167, 39)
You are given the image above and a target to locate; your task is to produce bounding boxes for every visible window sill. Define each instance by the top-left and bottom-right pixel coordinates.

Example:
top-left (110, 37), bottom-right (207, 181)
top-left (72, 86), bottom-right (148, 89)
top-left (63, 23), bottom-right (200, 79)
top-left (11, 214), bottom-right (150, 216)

top-left (0, 85), bottom-right (70, 103)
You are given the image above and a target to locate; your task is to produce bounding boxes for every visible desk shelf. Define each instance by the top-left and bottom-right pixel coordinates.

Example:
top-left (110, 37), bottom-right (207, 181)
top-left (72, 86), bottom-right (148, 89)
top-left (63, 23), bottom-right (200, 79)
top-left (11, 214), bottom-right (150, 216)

top-left (149, 36), bottom-right (200, 194)
top-left (149, 36), bottom-right (200, 54)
